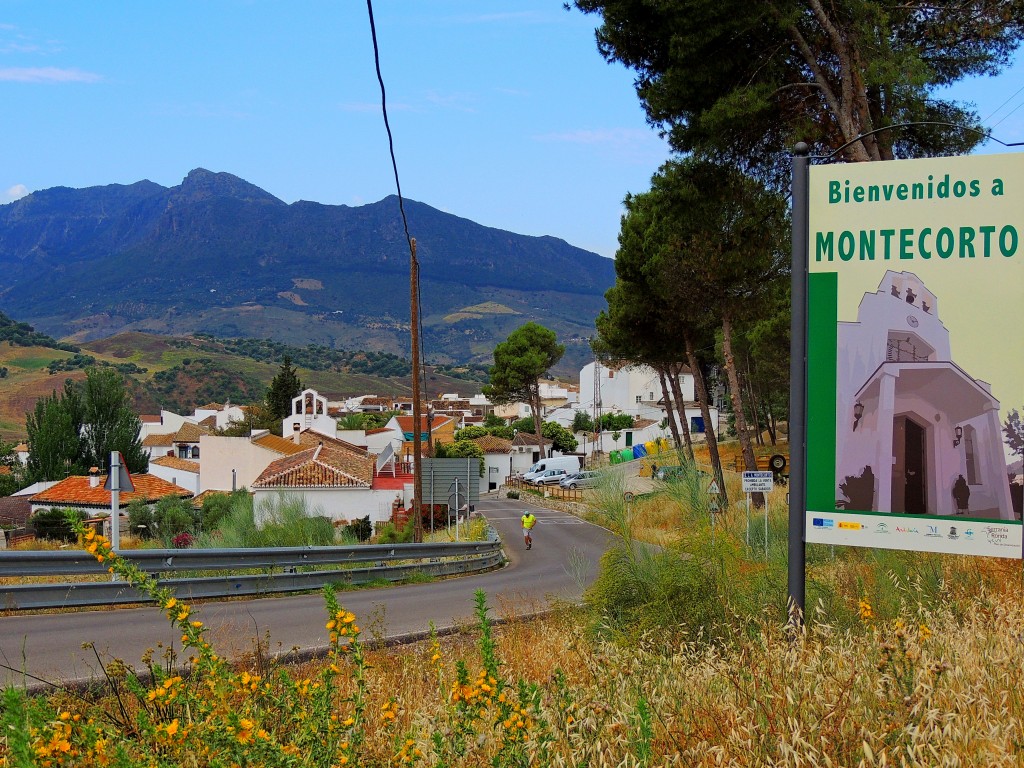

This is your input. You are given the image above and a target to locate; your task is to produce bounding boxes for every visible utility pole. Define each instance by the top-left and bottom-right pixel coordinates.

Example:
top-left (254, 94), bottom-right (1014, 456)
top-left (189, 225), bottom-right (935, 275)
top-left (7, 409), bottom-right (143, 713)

top-left (410, 238), bottom-right (424, 543)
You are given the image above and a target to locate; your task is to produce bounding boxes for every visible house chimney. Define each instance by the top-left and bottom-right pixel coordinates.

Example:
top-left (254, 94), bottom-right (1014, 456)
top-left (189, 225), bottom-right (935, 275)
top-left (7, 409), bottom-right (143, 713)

top-left (89, 467), bottom-right (100, 488)
top-left (293, 422), bottom-right (301, 444)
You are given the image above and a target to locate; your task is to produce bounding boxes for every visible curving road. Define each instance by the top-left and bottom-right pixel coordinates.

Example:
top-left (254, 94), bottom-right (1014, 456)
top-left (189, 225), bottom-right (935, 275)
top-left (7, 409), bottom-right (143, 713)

top-left (0, 496), bottom-right (617, 690)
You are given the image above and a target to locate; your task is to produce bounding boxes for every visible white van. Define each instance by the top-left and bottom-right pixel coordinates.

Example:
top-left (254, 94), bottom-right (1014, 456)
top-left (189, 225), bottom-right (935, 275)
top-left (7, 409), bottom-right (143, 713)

top-left (522, 456), bottom-right (582, 482)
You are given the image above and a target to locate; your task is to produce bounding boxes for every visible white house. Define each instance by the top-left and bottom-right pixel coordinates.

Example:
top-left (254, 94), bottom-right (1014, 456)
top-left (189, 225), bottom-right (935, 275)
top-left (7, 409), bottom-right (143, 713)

top-left (149, 455), bottom-right (201, 495)
top-left (193, 401), bottom-right (247, 431)
top-left (470, 435), bottom-right (519, 491)
top-left (250, 433), bottom-right (402, 525)
top-left (576, 361), bottom-right (719, 453)
top-left (198, 430), bottom-right (310, 493)
top-left (835, 270), bottom-right (1013, 519)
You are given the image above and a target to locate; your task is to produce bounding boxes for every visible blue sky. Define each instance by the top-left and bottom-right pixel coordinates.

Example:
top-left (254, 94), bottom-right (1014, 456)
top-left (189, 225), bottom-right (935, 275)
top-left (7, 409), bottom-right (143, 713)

top-left (1, 1), bottom-right (1021, 258)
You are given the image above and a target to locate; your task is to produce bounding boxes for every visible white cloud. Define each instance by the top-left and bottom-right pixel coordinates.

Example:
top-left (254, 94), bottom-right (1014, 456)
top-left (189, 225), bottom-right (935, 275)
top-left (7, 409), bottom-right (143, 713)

top-left (1, 184), bottom-right (29, 203)
top-left (0, 67), bottom-right (101, 83)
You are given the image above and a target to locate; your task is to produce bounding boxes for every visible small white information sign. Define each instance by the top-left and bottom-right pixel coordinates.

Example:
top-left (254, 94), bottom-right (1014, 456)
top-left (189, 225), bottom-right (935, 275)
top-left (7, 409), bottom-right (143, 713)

top-left (742, 471), bottom-right (774, 494)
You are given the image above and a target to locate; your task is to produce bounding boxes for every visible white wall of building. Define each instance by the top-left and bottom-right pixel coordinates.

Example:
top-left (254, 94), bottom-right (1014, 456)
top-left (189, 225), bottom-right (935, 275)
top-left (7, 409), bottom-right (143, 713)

top-left (148, 464), bottom-right (201, 495)
top-left (198, 435), bottom-right (281, 492)
top-left (252, 487), bottom-right (401, 526)
top-left (283, 389), bottom-right (338, 439)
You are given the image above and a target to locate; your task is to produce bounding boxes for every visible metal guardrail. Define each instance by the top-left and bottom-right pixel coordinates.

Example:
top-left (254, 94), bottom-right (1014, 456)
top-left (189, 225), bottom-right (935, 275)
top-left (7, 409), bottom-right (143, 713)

top-left (0, 535), bottom-right (504, 611)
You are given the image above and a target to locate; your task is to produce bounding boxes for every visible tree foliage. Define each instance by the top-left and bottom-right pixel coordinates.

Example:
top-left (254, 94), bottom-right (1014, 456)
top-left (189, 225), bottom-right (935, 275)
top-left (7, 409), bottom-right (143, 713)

top-left (1004, 409), bottom-right (1024, 459)
top-left (79, 367), bottom-right (148, 474)
top-left (572, 0), bottom-right (1023, 182)
top-left (483, 323), bottom-right (564, 455)
top-left (543, 422), bottom-right (579, 454)
top-left (26, 370), bottom-right (147, 482)
top-left (266, 355), bottom-right (303, 425)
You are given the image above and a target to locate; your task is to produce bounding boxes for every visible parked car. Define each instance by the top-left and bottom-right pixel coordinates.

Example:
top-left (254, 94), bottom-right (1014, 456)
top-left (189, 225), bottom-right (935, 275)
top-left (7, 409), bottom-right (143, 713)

top-left (559, 470), bottom-right (601, 490)
top-left (530, 469), bottom-right (568, 486)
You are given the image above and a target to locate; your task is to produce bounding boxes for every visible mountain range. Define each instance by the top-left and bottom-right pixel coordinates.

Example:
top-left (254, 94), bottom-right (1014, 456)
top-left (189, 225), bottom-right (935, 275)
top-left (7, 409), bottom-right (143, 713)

top-left (0, 169), bottom-right (616, 376)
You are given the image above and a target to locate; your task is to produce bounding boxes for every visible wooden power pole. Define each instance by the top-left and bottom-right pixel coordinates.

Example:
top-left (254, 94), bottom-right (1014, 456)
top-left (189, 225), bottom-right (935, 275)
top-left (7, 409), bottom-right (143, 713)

top-left (410, 238), bottom-right (424, 543)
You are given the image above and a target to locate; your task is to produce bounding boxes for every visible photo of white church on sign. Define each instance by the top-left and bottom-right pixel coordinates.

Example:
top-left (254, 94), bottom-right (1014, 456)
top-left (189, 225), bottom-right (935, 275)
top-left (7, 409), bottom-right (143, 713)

top-left (834, 270), bottom-right (1014, 520)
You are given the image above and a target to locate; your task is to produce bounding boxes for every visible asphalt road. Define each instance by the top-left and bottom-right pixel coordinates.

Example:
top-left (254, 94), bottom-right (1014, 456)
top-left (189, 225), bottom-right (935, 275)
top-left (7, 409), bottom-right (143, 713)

top-left (0, 496), bottom-right (617, 690)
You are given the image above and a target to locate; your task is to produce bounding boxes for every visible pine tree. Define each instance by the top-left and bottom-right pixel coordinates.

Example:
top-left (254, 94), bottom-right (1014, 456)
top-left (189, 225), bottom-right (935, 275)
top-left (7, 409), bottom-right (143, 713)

top-left (266, 355), bottom-right (303, 426)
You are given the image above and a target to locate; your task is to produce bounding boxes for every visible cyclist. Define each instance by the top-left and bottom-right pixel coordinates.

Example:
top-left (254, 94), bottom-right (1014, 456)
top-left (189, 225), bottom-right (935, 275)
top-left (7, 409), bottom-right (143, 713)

top-left (520, 511), bottom-right (537, 550)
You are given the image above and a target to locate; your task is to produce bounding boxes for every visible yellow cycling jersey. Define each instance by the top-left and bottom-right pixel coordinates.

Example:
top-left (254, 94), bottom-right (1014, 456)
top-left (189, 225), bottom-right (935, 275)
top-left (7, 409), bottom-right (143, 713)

top-left (521, 514), bottom-right (537, 529)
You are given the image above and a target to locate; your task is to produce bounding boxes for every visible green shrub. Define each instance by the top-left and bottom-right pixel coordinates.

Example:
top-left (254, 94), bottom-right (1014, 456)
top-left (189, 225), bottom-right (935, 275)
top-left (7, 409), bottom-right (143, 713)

top-left (127, 499), bottom-right (155, 540)
top-left (31, 507), bottom-right (87, 542)
top-left (202, 493), bottom-right (335, 548)
top-left (199, 490), bottom-right (247, 532)
top-left (153, 495), bottom-right (197, 543)
top-left (585, 541), bottom-right (728, 644)
top-left (346, 515), bottom-right (373, 542)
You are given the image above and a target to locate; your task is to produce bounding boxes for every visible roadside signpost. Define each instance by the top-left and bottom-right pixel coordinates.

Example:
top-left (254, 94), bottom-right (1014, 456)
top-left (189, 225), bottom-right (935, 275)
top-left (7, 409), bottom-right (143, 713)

top-left (103, 451), bottom-right (135, 552)
top-left (707, 479), bottom-right (721, 541)
top-left (743, 471), bottom-right (774, 557)
top-left (789, 145), bottom-right (1024, 621)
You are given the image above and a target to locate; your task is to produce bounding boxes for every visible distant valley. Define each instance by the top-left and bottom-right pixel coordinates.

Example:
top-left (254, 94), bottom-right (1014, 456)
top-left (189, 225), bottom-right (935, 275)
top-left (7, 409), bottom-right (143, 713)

top-left (0, 324), bottom-right (491, 442)
top-left (0, 169), bottom-right (613, 376)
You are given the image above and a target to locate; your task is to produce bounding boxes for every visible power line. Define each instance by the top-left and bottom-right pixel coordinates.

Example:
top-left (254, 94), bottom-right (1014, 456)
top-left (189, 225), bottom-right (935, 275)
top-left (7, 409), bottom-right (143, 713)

top-left (364, 0), bottom-right (412, 252)
top-left (982, 82), bottom-right (1024, 126)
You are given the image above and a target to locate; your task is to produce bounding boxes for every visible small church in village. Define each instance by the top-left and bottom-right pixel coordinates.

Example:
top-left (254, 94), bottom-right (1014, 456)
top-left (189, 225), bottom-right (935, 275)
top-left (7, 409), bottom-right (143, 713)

top-left (834, 270), bottom-right (1014, 520)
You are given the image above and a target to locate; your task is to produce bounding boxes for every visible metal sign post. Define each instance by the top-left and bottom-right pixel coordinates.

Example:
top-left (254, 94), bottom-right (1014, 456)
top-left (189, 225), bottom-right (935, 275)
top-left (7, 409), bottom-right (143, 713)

top-left (742, 471), bottom-right (775, 559)
top-left (788, 143), bottom-right (810, 622)
top-left (103, 451), bottom-right (135, 553)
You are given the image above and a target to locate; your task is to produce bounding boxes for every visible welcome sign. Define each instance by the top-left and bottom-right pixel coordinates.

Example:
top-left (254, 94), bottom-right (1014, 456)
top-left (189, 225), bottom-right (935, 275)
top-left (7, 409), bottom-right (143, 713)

top-left (805, 152), bottom-right (1024, 558)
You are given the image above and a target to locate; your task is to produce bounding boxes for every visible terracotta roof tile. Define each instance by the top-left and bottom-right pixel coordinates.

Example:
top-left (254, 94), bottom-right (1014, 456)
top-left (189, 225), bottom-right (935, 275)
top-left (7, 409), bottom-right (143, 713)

top-left (151, 456), bottom-right (201, 473)
top-left (251, 440), bottom-right (374, 489)
top-left (253, 433), bottom-right (311, 456)
top-left (174, 422), bottom-right (209, 443)
top-left (512, 433), bottom-right (552, 447)
top-left (397, 414), bottom-right (453, 433)
top-left (30, 474), bottom-right (193, 509)
top-left (472, 435), bottom-right (513, 454)
top-left (140, 415), bottom-right (163, 424)
top-left (0, 496), bottom-right (31, 527)
top-left (197, 415), bottom-right (217, 429)
top-left (142, 433), bottom-right (175, 447)
top-left (197, 402), bottom-right (222, 410)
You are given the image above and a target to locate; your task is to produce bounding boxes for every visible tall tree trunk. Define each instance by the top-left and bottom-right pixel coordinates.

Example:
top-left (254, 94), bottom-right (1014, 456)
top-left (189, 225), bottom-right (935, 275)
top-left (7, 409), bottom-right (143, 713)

top-left (722, 312), bottom-right (762, 507)
top-left (744, 353), bottom-right (763, 447)
top-left (657, 365), bottom-right (684, 455)
top-left (665, 363), bottom-right (694, 464)
top-left (530, 383), bottom-right (545, 459)
top-left (684, 329), bottom-right (726, 505)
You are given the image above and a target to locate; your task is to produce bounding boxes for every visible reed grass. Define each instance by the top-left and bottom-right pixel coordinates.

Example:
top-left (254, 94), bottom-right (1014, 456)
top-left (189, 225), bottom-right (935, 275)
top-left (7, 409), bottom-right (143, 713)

top-left (0, 484), bottom-right (1021, 766)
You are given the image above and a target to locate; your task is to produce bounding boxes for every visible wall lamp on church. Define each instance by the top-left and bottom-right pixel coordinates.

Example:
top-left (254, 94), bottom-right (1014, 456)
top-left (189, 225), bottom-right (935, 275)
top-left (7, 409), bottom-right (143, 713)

top-left (953, 425), bottom-right (963, 448)
top-left (852, 401), bottom-right (865, 431)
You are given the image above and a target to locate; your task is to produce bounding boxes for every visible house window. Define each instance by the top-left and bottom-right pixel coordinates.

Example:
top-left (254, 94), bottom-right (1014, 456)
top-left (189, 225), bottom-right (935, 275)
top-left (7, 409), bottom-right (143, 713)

top-left (625, 432), bottom-right (633, 447)
top-left (691, 416), bottom-right (705, 433)
top-left (178, 446), bottom-right (187, 459)
top-left (635, 395), bottom-right (642, 403)
top-left (191, 446), bottom-right (200, 459)
top-left (964, 426), bottom-right (979, 485)
top-left (608, 370), bottom-right (614, 378)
